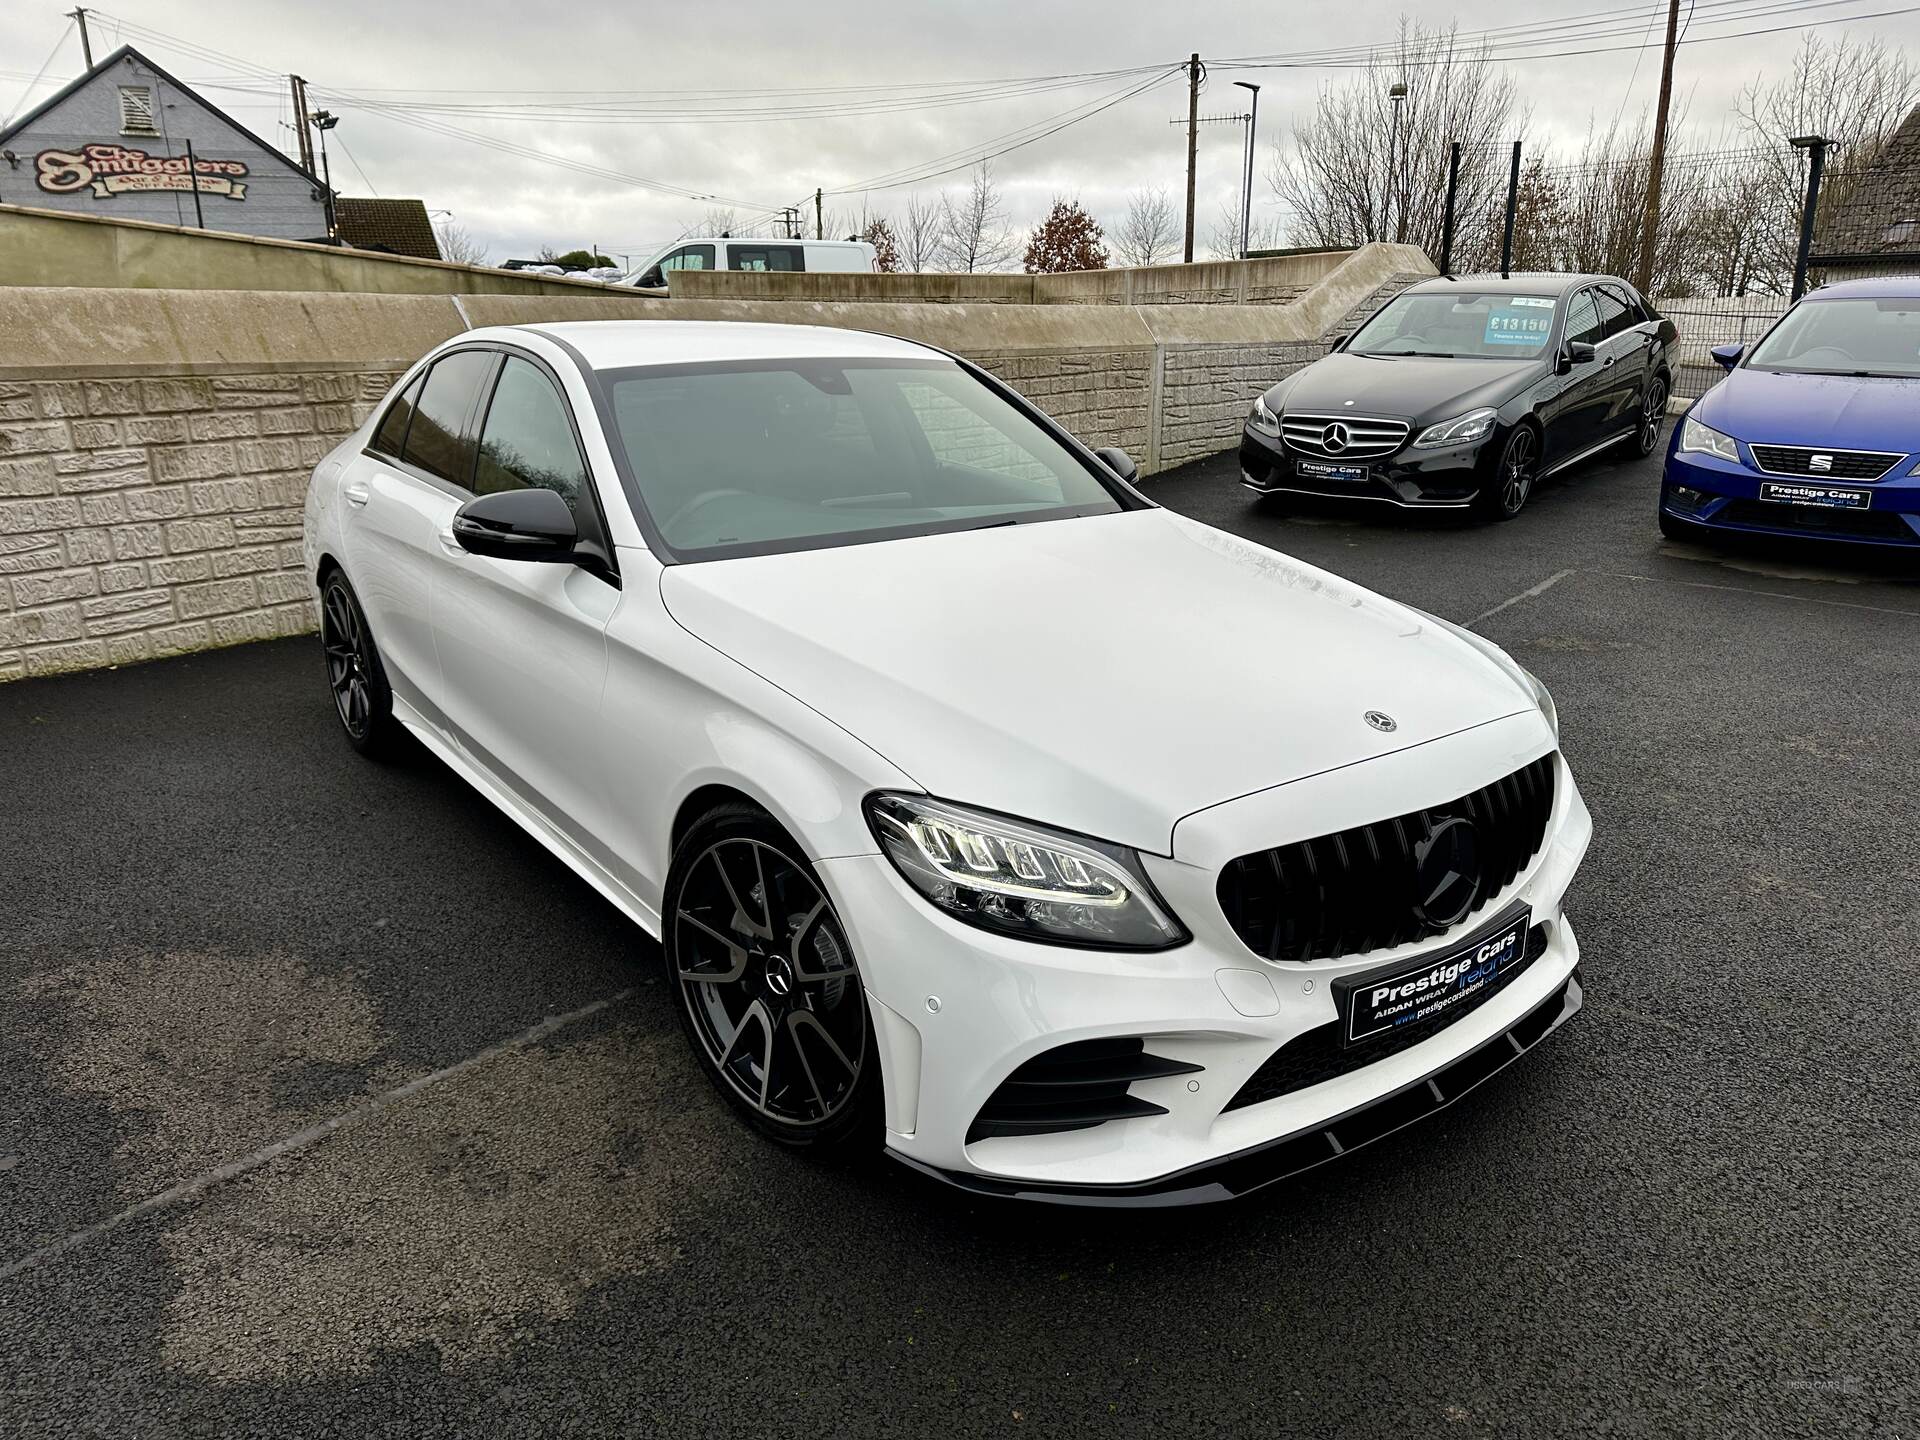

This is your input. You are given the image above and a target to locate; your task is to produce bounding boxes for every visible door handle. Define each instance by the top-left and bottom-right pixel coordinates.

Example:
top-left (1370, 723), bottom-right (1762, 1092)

top-left (343, 481), bottom-right (370, 508)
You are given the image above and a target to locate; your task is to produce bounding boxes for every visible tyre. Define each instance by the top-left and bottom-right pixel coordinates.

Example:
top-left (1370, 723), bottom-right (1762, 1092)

top-left (663, 803), bottom-right (878, 1151)
top-left (1658, 506), bottom-right (1711, 544)
top-left (319, 568), bottom-right (400, 757)
top-left (1635, 374), bottom-right (1670, 458)
top-left (1474, 425), bottom-right (1539, 521)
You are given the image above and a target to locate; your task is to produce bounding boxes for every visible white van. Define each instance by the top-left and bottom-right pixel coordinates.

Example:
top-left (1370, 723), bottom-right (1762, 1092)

top-left (621, 237), bottom-right (877, 294)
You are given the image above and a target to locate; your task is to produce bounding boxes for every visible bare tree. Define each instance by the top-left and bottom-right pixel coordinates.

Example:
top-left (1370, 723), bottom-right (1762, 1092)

top-left (899, 192), bottom-right (945, 272)
top-left (1205, 195), bottom-right (1287, 260)
top-left (938, 162), bottom-right (1017, 273)
top-left (1269, 19), bottom-right (1526, 263)
top-left (435, 220), bottom-right (488, 266)
top-left (1112, 186), bottom-right (1179, 267)
top-left (1733, 33), bottom-right (1920, 292)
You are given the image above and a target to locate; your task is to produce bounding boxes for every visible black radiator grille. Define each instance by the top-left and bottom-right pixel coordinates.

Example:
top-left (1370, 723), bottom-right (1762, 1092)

top-left (968, 1037), bottom-right (1202, 1143)
top-left (1224, 922), bottom-right (1551, 1111)
top-left (1217, 754), bottom-right (1556, 963)
top-left (1750, 445), bottom-right (1901, 480)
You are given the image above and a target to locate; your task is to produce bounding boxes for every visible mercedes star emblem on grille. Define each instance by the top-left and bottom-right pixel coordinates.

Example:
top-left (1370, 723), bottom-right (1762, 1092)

top-left (1322, 422), bottom-right (1352, 454)
top-left (1365, 710), bottom-right (1397, 732)
top-left (1411, 816), bottom-right (1483, 929)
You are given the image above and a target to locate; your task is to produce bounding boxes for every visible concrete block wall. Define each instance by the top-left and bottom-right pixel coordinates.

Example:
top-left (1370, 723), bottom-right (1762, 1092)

top-left (0, 244), bottom-right (1434, 681)
top-left (0, 369), bottom-right (400, 680)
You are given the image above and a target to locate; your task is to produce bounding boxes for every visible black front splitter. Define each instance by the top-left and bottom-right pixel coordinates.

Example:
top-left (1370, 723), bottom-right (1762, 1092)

top-left (891, 967), bottom-right (1583, 1208)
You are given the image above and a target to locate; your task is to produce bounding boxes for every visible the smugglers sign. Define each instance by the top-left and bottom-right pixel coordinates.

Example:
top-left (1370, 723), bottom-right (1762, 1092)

top-left (34, 144), bottom-right (249, 201)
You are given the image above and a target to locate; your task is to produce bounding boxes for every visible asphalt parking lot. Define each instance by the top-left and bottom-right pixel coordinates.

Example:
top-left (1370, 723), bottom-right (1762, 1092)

top-left (4, 441), bottom-right (1917, 1439)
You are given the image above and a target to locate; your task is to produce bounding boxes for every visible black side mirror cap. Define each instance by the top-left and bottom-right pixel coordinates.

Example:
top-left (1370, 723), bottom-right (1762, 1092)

top-left (1710, 342), bottom-right (1744, 371)
top-left (1558, 340), bottom-right (1597, 374)
top-left (1094, 446), bottom-right (1138, 484)
top-left (451, 487), bottom-right (578, 562)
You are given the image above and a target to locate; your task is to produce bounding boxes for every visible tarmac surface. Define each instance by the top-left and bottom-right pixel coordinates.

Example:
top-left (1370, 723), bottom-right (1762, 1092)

top-left (3, 441), bottom-right (1916, 1438)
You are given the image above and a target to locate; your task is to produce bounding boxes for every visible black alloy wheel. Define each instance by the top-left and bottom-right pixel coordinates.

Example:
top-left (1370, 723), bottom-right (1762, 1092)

top-left (319, 570), bottom-right (396, 756)
top-left (665, 806), bottom-right (876, 1149)
top-left (1636, 375), bottom-right (1670, 457)
top-left (1477, 425), bottom-right (1539, 520)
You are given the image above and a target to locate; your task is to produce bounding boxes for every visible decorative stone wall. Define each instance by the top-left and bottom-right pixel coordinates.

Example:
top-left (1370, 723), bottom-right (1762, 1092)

top-left (0, 246), bottom-right (1434, 681)
top-left (0, 369), bottom-right (397, 680)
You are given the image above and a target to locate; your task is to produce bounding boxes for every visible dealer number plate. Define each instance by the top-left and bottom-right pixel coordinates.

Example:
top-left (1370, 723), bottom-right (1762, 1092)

top-left (1760, 481), bottom-right (1871, 510)
top-left (1297, 459), bottom-right (1370, 482)
top-left (1334, 909), bottom-right (1533, 1047)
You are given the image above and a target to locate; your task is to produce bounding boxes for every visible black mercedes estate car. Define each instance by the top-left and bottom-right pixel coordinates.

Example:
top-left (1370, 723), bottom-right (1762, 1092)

top-left (1240, 273), bottom-right (1679, 519)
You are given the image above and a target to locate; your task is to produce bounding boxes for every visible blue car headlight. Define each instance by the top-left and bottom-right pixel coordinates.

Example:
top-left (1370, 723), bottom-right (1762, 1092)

top-left (1678, 414), bottom-right (1740, 463)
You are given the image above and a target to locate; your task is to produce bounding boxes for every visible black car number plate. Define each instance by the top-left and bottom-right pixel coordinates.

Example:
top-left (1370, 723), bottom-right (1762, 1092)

top-left (1335, 909), bottom-right (1532, 1047)
top-left (1298, 459), bottom-right (1370, 482)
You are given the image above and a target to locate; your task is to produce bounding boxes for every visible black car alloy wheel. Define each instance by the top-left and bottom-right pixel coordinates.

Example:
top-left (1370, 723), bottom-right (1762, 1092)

top-left (672, 832), bottom-right (869, 1133)
top-left (321, 582), bottom-right (372, 739)
top-left (1637, 375), bottom-right (1669, 456)
top-left (1480, 425), bottom-right (1538, 519)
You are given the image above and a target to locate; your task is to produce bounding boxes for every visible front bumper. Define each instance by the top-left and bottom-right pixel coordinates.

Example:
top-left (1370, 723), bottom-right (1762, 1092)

top-left (816, 728), bottom-right (1591, 1204)
top-left (1238, 422), bottom-right (1494, 508)
top-left (1662, 444), bottom-right (1920, 548)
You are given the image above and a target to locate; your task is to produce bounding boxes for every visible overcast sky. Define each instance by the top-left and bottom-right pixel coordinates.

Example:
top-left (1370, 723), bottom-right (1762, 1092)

top-left (4, 0), bottom-right (1917, 265)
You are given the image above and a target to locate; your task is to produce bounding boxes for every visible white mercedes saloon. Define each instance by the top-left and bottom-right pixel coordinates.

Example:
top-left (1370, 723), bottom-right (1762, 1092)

top-left (303, 321), bottom-right (1591, 1206)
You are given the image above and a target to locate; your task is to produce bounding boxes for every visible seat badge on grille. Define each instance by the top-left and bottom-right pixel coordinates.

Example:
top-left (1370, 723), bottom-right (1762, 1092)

top-left (1364, 710), bottom-right (1397, 732)
top-left (1809, 454), bottom-right (1833, 472)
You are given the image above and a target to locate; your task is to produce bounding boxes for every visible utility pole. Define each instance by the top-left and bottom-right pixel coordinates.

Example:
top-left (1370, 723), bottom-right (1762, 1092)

top-left (815, 187), bottom-right (823, 240)
top-left (67, 8), bottom-right (94, 69)
top-left (1500, 141), bottom-right (1522, 279)
top-left (310, 109), bottom-right (339, 239)
top-left (183, 138), bottom-right (205, 228)
top-left (1183, 53), bottom-right (1201, 263)
top-left (1634, 0), bottom-right (1683, 293)
top-left (289, 75), bottom-right (316, 174)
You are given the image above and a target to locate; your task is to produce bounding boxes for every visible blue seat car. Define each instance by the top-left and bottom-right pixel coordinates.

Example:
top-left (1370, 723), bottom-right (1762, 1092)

top-left (1660, 277), bottom-right (1920, 550)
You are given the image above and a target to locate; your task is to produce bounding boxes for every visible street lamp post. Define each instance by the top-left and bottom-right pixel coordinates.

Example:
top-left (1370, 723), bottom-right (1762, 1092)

top-left (1233, 81), bottom-right (1261, 260)
top-left (309, 109), bottom-right (339, 239)
top-left (1384, 81), bottom-right (1407, 245)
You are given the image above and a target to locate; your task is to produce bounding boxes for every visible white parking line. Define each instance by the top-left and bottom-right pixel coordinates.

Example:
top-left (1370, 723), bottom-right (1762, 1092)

top-left (1468, 568), bottom-right (1577, 629)
top-left (0, 990), bottom-right (635, 1285)
top-left (1594, 570), bottom-right (1920, 619)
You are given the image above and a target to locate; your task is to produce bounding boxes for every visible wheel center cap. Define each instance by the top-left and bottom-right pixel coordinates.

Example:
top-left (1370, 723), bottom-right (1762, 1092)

top-left (763, 954), bottom-right (794, 998)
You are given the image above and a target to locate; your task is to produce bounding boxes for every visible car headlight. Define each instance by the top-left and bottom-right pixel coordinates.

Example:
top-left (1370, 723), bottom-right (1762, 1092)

top-left (865, 794), bottom-right (1188, 950)
top-left (1678, 414), bottom-right (1740, 462)
top-left (1412, 407), bottom-right (1499, 448)
top-left (1249, 392), bottom-right (1281, 436)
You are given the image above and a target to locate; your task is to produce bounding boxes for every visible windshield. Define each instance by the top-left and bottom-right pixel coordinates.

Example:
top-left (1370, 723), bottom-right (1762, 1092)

top-left (1745, 297), bottom-right (1920, 378)
top-left (603, 359), bottom-right (1124, 559)
top-left (1348, 291), bottom-right (1559, 358)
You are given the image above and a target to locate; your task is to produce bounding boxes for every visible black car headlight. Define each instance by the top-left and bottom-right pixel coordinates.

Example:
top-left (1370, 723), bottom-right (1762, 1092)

top-left (1412, 407), bottom-right (1499, 448)
top-left (1249, 393), bottom-right (1281, 437)
top-left (866, 794), bottom-right (1188, 950)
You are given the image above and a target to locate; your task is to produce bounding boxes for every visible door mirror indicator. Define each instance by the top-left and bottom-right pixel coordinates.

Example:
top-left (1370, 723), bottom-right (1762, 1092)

top-left (451, 488), bottom-right (578, 562)
top-left (1558, 340), bottom-right (1597, 374)
top-left (1709, 342), bottom-right (1744, 371)
top-left (1093, 447), bottom-right (1138, 483)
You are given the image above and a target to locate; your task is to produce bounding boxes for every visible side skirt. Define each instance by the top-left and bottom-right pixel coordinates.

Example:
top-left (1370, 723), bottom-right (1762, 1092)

top-left (393, 698), bottom-right (663, 940)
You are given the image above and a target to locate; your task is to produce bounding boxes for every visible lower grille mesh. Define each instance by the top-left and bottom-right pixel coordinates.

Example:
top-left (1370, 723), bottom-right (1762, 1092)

top-left (968, 1037), bottom-right (1201, 1142)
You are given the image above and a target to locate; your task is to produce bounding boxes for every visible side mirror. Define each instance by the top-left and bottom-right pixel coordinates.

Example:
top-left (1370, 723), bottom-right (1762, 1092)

top-left (1558, 340), bottom-right (1597, 374)
top-left (1093, 447), bottom-right (1137, 484)
top-left (1327, 334), bottom-right (1350, 354)
top-left (639, 266), bottom-right (665, 289)
top-left (1710, 342), bottom-right (1744, 371)
top-left (451, 487), bottom-right (577, 562)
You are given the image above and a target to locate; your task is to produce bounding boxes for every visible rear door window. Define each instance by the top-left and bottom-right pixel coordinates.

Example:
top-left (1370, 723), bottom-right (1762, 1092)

top-left (1594, 286), bottom-right (1635, 339)
top-left (401, 349), bottom-right (495, 489)
top-left (372, 374), bottom-right (421, 458)
top-left (660, 245), bottom-right (715, 271)
top-left (727, 244), bottom-right (805, 272)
